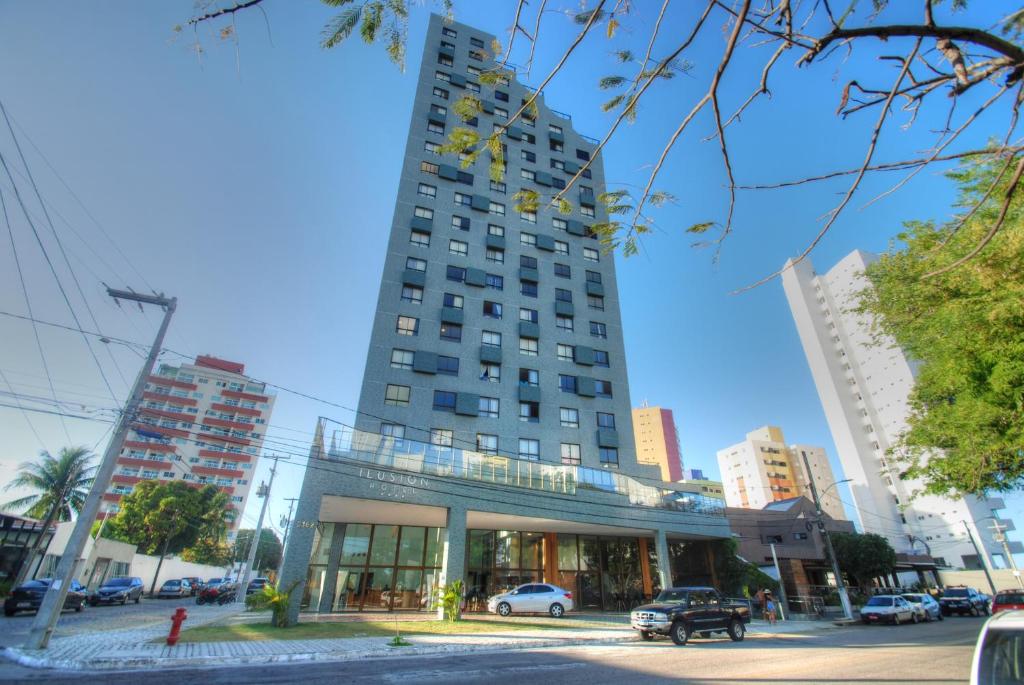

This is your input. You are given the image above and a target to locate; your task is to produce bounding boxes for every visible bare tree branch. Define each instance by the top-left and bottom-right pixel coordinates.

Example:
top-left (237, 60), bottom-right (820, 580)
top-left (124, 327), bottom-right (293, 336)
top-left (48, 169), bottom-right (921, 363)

top-left (188, 0), bottom-right (267, 26)
top-left (804, 24), bottom-right (1024, 67)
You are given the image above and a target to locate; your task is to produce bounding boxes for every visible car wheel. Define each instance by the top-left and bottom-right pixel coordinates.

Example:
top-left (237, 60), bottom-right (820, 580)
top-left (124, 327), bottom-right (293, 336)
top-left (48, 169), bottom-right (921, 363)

top-left (640, 631), bottom-right (655, 641)
top-left (728, 619), bottom-right (745, 642)
top-left (549, 603), bottom-right (565, 618)
top-left (862, 618), bottom-right (870, 625)
top-left (970, 606), bottom-right (980, 617)
top-left (937, 612), bottom-right (944, 621)
top-left (893, 614), bottom-right (901, 626)
top-left (983, 605), bottom-right (990, 616)
top-left (497, 602), bottom-right (511, 617)
top-left (75, 600), bottom-right (84, 613)
top-left (135, 594), bottom-right (141, 604)
top-left (911, 612), bottom-right (919, 624)
top-left (670, 621), bottom-right (690, 646)
top-left (4, 608), bottom-right (15, 617)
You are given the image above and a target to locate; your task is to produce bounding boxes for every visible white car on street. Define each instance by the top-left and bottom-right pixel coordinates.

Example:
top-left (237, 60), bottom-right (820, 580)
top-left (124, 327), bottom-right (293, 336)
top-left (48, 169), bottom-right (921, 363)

top-left (859, 595), bottom-right (918, 625)
top-left (971, 610), bottom-right (1024, 684)
top-left (487, 583), bottom-right (574, 618)
top-left (902, 593), bottom-right (943, 622)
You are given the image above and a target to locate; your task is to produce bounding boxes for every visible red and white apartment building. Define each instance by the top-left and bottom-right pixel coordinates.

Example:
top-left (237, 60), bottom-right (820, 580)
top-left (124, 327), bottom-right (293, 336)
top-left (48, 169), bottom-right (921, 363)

top-left (102, 355), bottom-right (276, 540)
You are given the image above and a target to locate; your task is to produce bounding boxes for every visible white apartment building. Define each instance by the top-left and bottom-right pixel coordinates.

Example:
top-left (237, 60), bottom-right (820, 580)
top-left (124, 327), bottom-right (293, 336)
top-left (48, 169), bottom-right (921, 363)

top-left (782, 249), bottom-right (1015, 570)
top-left (102, 355), bottom-right (276, 541)
top-left (716, 426), bottom-right (845, 520)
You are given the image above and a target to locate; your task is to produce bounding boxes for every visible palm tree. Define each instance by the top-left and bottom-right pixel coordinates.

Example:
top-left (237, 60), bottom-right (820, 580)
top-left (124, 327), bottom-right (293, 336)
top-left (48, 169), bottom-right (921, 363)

top-left (4, 447), bottom-right (96, 584)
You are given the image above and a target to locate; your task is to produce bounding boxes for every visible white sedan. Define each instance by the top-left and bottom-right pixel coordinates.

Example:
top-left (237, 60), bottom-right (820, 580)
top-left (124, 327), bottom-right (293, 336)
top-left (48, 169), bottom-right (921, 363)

top-left (487, 583), bottom-right (574, 618)
top-left (860, 595), bottom-right (918, 625)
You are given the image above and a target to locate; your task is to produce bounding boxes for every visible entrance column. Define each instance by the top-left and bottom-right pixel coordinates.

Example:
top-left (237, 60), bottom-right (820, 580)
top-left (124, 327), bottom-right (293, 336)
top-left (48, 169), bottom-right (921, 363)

top-left (280, 491), bottom-right (322, 626)
top-left (317, 523), bottom-right (347, 614)
top-left (437, 504), bottom-right (467, 619)
top-left (654, 529), bottom-right (672, 590)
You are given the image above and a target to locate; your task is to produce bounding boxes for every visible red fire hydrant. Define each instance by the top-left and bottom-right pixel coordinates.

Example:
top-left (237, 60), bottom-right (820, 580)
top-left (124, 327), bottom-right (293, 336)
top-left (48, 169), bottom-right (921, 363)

top-left (167, 607), bottom-right (188, 646)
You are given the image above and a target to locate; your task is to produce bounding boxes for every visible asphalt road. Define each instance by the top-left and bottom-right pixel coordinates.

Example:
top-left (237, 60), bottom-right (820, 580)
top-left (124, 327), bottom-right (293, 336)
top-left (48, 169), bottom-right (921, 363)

top-left (0, 614), bottom-right (985, 684)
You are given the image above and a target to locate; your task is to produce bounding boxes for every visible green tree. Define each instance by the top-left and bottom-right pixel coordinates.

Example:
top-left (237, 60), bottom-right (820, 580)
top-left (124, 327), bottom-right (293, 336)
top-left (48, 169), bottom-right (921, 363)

top-left (182, 533), bottom-right (233, 567)
top-left (859, 156), bottom-right (1024, 497)
top-left (105, 480), bottom-right (231, 594)
top-left (3, 447), bottom-right (95, 584)
top-left (710, 539), bottom-right (779, 597)
top-left (831, 532), bottom-right (896, 593)
top-left (232, 529), bottom-right (283, 574)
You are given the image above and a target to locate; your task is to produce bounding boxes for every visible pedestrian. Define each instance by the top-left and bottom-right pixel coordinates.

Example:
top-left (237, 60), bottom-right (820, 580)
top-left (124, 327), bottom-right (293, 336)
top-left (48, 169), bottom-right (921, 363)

top-left (765, 592), bottom-right (777, 625)
top-left (755, 587), bottom-right (767, 618)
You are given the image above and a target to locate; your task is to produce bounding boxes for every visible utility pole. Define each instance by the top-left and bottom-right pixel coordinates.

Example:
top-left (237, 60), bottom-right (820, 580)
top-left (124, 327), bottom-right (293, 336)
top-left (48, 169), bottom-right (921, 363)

top-left (801, 452), bottom-right (853, 620)
top-left (990, 519), bottom-right (1024, 590)
top-left (768, 542), bottom-right (788, 621)
top-left (277, 497), bottom-right (299, 580)
top-left (238, 455), bottom-right (286, 601)
top-left (26, 290), bottom-right (176, 649)
top-left (964, 520), bottom-right (998, 595)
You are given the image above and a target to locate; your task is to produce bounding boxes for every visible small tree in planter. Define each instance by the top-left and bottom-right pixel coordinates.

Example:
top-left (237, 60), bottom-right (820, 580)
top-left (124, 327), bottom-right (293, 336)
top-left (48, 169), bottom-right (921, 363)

top-left (434, 580), bottom-right (465, 622)
top-left (246, 581), bottom-right (299, 627)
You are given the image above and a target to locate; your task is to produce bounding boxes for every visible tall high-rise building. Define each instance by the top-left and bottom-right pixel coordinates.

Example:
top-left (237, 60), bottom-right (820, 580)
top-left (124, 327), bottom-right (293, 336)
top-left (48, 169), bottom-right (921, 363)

top-left (632, 405), bottom-right (683, 482)
top-left (716, 426), bottom-right (845, 521)
top-left (278, 15), bottom-right (730, 620)
top-left (104, 355), bottom-right (276, 540)
top-left (782, 250), bottom-right (1015, 569)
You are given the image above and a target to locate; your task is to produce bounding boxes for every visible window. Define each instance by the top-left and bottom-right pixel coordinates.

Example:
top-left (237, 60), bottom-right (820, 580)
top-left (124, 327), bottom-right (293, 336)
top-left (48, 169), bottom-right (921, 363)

top-left (559, 407), bottom-right (579, 428)
top-left (521, 150), bottom-right (536, 163)
top-left (384, 384), bottom-right (410, 406)
top-left (414, 206), bottom-right (434, 220)
top-left (437, 356), bottom-right (460, 376)
top-left (406, 257), bottom-right (427, 271)
top-left (590, 321), bottom-right (607, 338)
top-left (554, 263), bottom-right (571, 278)
top-left (520, 232), bottom-right (537, 247)
top-left (483, 301), bottom-right (503, 319)
top-left (520, 169), bottom-right (536, 182)
top-left (446, 265), bottom-right (466, 282)
top-left (559, 374), bottom-right (577, 393)
top-left (519, 338), bottom-right (539, 356)
top-left (593, 350), bottom-right (609, 367)
top-left (588, 294), bottom-right (604, 310)
top-left (391, 349), bottom-right (413, 370)
top-left (596, 412), bottom-right (616, 429)
top-left (430, 103), bottom-right (447, 116)
top-left (470, 37), bottom-right (484, 48)
top-left (550, 158), bottom-right (565, 170)
top-left (519, 368), bottom-right (539, 386)
top-left (599, 447), bottom-right (619, 466)
top-left (519, 307), bottom-right (538, 323)
top-left (576, 148), bottom-right (591, 161)
top-left (443, 292), bottom-right (464, 309)
top-left (478, 397), bottom-right (499, 418)
top-left (427, 122), bottom-right (445, 135)
top-left (490, 180), bottom-right (506, 193)
top-left (449, 239), bottom-right (468, 257)
top-left (595, 380), bottom-right (612, 398)
top-left (410, 231), bottom-right (430, 248)
top-left (554, 240), bottom-right (569, 256)
top-left (561, 443), bottom-right (581, 465)
top-left (580, 205), bottom-right (595, 218)
top-left (451, 215), bottom-right (470, 231)
top-left (467, 65), bottom-right (481, 76)
top-left (435, 70), bottom-right (451, 82)
top-left (521, 209), bottom-right (537, 223)
top-left (555, 288), bottom-right (573, 303)
top-left (480, 362), bottom-right (500, 383)
top-left (557, 344), bottom-right (575, 362)
top-left (442, 27), bottom-right (457, 38)
top-left (489, 201), bottom-right (505, 215)
top-left (494, 106), bottom-right (508, 119)
top-left (433, 390), bottom-right (457, 412)
top-left (520, 255), bottom-right (538, 269)
top-left (517, 399), bottom-right (540, 423)
top-left (454, 192), bottom-right (472, 206)
top-left (433, 86), bottom-right (449, 100)
top-left (583, 247), bottom-right (599, 262)
top-left (586, 270), bottom-right (602, 284)
top-left (521, 281), bottom-right (538, 297)
top-left (476, 434), bottom-right (498, 455)
top-left (401, 285), bottom-right (423, 304)
top-left (550, 140), bottom-right (563, 152)
top-left (482, 330), bottom-right (502, 347)
top-left (549, 124), bottom-right (563, 134)
top-left (466, 81), bottom-right (481, 93)
top-left (488, 223), bottom-right (505, 237)
top-left (518, 437), bottom-right (540, 458)
top-left (486, 273), bottom-right (504, 289)
top-left (396, 316), bottom-right (419, 336)
top-left (495, 90), bottom-right (509, 102)
top-left (380, 423), bottom-right (405, 439)
top-left (556, 315), bottom-right (574, 331)
top-left (486, 248), bottom-right (504, 263)
top-left (440, 322), bottom-right (462, 342)
top-left (523, 133), bottom-right (536, 144)
top-left (417, 183), bottom-right (437, 198)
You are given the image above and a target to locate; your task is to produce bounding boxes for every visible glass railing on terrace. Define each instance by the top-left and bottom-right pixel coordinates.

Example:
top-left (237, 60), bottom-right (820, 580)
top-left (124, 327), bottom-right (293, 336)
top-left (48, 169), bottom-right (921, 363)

top-left (316, 425), bottom-right (724, 517)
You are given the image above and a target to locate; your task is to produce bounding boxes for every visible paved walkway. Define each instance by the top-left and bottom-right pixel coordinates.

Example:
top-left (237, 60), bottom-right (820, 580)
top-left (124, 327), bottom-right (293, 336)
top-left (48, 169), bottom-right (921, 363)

top-left (0, 612), bottom-right (836, 671)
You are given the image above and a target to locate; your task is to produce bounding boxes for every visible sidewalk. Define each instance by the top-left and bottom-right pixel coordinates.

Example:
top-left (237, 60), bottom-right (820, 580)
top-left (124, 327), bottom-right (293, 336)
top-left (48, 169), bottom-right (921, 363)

top-left (0, 613), bottom-right (837, 671)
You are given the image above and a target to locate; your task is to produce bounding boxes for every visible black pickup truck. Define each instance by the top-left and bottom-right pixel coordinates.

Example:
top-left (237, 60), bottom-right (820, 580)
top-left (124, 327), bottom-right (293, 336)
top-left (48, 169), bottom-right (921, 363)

top-left (630, 586), bottom-right (751, 645)
top-left (939, 587), bottom-right (990, 616)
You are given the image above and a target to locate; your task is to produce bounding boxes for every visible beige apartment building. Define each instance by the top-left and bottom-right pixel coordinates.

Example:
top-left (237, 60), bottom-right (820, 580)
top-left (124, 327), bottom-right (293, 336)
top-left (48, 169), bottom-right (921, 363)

top-left (716, 426), bottom-right (844, 520)
top-left (632, 405), bottom-right (683, 482)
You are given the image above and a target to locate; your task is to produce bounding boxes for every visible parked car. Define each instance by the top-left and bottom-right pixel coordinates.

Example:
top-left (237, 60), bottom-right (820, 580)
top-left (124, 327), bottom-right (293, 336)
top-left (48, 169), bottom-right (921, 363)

top-left (157, 579), bottom-right (192, 599)
top-left (487, 583), bottom-right (574, 618)
top-left (182, 577), bottom-right (204, 595)
top-left (630, 586), bottom-right (751, 645)
top-left (941, 587), bottom-right (990, 617)
top-left (970, 610), bottom-right (1024, 684)
top-left (902, 593), bottom-right (943, 622)
top-left (246, 577), bottom-right (270, 596)
top-left (991, 590), bottom-right (1024, 615)
top-left (89, 576), bottom-right (144, 606)
top-left (860, 595), bottom-right (917, 625)
top-left (4, 578), bottom-right (87, 616)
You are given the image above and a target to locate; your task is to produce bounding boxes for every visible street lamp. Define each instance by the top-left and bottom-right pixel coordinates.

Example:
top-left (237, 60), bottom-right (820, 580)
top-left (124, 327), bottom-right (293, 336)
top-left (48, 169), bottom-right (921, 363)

top-left (802, 451), bottom-right (855, 620)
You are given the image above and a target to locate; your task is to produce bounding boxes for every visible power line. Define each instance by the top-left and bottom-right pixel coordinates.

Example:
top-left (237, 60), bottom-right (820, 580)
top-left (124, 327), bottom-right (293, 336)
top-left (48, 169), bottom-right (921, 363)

top-left (0, 366), bottom-right (47, 451)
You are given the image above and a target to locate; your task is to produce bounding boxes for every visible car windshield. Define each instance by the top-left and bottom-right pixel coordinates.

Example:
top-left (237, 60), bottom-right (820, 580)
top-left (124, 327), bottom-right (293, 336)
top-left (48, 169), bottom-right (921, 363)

top-left (943, 589), bottom-right (969, 597)
top-left (902, 595), bottom-right (922, 603)
top-left (996, 592), bottom-right (1024, 604)
top-left (655, 589), bottom-right (689, 603)
top-left (102, 578), bottom-right (132, 587)
top-left (866, 597), bottom-right (893, 606)
top-left (24, 579), bottom-right (51, 588)
top-left (164, 581), bottom-right (180, 586)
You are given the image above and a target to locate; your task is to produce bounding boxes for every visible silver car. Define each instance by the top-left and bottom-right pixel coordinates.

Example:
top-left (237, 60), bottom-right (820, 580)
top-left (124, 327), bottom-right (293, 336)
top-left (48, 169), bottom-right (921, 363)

top-left (860, 595), bottom-right (917, 625)
top-left (902, 593), bottom-right (944, 622)
top-left (487, 583), bottom-right (574, 618)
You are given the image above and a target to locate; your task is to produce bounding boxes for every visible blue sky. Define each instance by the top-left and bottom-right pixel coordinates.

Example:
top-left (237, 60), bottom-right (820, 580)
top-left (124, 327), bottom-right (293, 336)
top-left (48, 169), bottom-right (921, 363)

top-left (0, 2), bottom-right (1019, 550)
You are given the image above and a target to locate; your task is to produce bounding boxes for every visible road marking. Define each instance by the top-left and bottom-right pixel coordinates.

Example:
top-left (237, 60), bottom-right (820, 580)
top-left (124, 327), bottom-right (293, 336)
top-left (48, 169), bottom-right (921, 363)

top-left (381, 662), bottom-right (586, 682)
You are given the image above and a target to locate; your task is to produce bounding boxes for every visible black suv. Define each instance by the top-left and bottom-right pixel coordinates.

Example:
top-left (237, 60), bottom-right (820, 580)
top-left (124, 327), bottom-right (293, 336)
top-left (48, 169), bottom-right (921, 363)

top-left (630, 587), bottom-right (751, 645)
top-left (89, 577), bottom-right (145, 606)
top-left (939, 587), bottom-right (989, 617)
